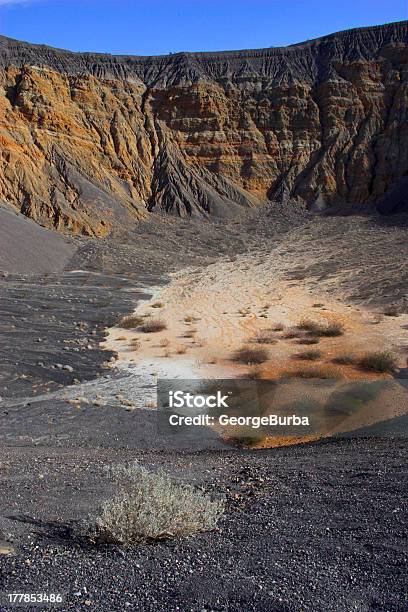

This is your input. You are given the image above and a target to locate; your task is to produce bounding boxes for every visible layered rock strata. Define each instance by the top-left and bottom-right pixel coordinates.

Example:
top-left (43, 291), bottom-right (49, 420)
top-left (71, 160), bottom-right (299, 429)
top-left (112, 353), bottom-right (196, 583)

top-left (0, 21), bottom-right (407, 234)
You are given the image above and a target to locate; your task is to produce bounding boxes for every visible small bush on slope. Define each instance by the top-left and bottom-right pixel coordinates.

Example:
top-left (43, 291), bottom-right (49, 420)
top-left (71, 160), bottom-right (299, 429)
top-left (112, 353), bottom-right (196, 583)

top-left (297, 319), bottom-right (344, 337)
top-left (233, 346), bottom-right (269, 364)
top-left (94, 462), bottom-right (224, 546)
top-left (139, 319), bottom-right (167, 333)
top-left (118, 314), bottom-right (145, 329)
top-left (358, 351), bottom-right (398, 373)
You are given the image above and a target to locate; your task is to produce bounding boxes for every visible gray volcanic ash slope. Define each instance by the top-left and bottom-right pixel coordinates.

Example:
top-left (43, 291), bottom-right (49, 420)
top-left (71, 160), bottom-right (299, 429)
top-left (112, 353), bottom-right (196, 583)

top-left (0, 204), bottom-right (75, 274)
top-left (0, 21), bottom-right (407, 234)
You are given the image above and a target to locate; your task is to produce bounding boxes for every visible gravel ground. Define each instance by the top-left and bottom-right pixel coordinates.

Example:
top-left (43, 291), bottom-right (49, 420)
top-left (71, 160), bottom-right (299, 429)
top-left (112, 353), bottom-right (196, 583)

top-left (0, 440), bottom-right (407, 611)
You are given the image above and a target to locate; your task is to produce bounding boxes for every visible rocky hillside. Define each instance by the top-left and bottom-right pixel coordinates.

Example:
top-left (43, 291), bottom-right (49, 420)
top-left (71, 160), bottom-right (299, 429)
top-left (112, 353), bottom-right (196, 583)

top-left (0, 21), bottom-right (407, 235)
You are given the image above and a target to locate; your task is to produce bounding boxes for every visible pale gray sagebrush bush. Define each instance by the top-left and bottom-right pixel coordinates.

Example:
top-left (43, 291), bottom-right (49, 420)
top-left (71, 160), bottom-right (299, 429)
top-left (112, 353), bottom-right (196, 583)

top-left (94, 462), bottom-right (224, 545)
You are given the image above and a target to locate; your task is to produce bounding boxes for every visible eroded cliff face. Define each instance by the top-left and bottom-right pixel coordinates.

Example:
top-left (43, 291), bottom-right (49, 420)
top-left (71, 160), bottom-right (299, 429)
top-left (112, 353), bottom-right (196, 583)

top-left (0, 21), bottom-right (408, 235)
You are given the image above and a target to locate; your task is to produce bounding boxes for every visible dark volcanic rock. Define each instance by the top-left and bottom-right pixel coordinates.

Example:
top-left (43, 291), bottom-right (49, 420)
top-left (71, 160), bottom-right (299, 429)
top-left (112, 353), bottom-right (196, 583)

top-left (1, 21), bottom-right (407, 84)
top-left (0, 440), bottom-right (407, 611)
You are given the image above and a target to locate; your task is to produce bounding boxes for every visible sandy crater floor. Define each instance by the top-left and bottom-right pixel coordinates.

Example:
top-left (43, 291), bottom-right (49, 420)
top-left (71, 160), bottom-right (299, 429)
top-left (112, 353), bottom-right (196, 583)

top-left (104, 247), bottom-right (408, 446)
top-left (106, 247), bottom-right (407, 374)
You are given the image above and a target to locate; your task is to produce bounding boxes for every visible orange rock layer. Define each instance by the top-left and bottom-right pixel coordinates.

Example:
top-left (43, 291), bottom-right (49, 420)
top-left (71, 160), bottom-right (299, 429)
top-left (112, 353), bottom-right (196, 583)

top-left (0, 22), bottom-right (407, 234)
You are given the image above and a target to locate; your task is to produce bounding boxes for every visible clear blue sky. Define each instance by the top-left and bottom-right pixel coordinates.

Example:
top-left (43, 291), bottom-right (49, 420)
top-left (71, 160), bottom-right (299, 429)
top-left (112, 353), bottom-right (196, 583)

top-left (0, 0), bottom-right (407, 56)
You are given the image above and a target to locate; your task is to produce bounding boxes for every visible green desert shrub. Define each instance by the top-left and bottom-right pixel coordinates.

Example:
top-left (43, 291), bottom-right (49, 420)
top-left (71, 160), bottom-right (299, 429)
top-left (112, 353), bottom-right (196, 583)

top-left (358, 351), bottom-right (398, 373)
top-left (93, 462), bottom-right (224, 546)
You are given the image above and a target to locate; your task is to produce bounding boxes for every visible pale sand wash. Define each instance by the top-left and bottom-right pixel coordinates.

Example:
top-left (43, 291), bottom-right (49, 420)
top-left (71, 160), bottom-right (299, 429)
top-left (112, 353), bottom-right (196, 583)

top-left (104, 248), bottom-right (408, 446)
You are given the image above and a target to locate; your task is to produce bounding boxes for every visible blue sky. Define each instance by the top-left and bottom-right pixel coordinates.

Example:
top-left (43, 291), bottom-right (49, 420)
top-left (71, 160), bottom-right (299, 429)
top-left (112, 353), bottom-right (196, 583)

top-left (0, 0), bottom-right (407, 56)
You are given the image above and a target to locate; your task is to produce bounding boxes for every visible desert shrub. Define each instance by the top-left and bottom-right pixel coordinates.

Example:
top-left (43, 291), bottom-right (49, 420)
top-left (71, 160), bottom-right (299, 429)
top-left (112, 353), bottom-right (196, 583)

top-left (325, 394), bottom-right (364, 416)
top-left (331, 354), bottom-right (356, 365)
top-left (358, 351), bottom-right (398, 373)
top-left (184, 315), bottom-right (195, 323)
top-left (118, 314), bottom-right (145, 329)
top-left (130, 338), bottom-right (141, 350)
top-left (233, 346), bottom-right (269, 364)
top-left (160, 338), bottom-right (170, 347)
top-left (139, 319), bottom-right (167, 333)
top-left (297, 337), bottom-right (320, 345)
top-left (297, 318), bottom-right (319, 332)
top-left (93, 462), bottom-right (224, 546)
top-left (294, 349), bottom-right (322, 361)
top-left (251, 330), bottom-right (277, 344)
top-left (318, 322), bottom-right (344, 337)
top-left (343, 380), bottom-right (390, 402)
top-left (297, 319), bottom-right (344, 337)
top-left (151, 302), bottom-right (164, 309)
top-left (176, 346), bottom-right (187, 354)
top-left (283, 328), bottom-right (301, 339)
top-left (325, 382), bottom-right (387, 415)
